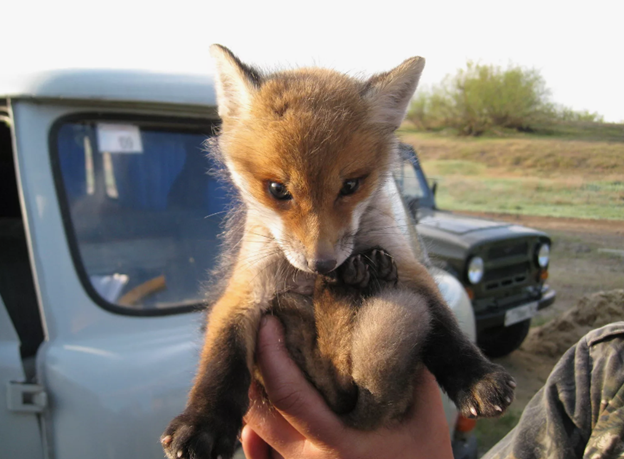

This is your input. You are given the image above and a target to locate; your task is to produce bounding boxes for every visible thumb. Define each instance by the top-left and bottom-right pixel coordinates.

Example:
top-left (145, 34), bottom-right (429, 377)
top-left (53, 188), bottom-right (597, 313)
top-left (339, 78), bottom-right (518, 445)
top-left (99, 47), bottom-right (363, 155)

top-left (255, 315), bottom-right (346, 445)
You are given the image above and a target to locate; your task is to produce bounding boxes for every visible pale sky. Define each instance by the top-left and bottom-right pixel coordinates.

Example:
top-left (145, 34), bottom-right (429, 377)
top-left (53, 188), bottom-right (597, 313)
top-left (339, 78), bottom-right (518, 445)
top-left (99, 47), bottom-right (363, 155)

top-left (5, 0), bottom-right (624, 122)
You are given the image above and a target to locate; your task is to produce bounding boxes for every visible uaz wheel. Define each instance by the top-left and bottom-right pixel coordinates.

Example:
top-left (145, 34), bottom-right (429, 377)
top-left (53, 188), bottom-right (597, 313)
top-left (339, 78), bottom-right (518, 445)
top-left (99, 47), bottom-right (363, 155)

top-left (477, 319), bottom-right (531, 358)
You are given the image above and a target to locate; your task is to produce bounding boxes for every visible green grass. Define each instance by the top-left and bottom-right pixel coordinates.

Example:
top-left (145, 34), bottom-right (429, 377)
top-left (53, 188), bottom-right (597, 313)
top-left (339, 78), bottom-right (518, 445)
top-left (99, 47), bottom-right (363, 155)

top-left (475, 408), bottom-right (522, 457)
top-left (422, 160), bottom-right (487, 176)
top-left (429, 174), bottom-right (624, 220)
top-left (531, 314), bottom-right (553, 328)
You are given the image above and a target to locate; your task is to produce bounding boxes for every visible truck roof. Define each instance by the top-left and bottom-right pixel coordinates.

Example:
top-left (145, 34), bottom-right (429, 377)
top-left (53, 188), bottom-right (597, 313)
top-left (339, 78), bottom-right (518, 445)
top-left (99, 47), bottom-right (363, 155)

top-left (0, 69), bottom-right (217, 107)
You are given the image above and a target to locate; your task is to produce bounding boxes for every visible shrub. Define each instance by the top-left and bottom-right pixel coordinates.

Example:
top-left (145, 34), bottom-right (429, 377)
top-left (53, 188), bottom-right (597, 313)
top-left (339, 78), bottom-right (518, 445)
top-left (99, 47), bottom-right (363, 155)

top-left (407, 88), bottom-right (452, 131)
top-left (407, 62), bottom-right (602, 135)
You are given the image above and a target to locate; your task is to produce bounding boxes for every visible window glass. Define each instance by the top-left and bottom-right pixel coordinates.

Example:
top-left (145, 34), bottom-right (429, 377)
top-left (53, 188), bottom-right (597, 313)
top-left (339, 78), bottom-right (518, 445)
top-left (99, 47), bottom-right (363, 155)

top-left (393, 154), bottom-right (436, 210)
top-left (394, 159), bottom-right (427, 200)
top-left (55, 120), bottom-right (229, 312)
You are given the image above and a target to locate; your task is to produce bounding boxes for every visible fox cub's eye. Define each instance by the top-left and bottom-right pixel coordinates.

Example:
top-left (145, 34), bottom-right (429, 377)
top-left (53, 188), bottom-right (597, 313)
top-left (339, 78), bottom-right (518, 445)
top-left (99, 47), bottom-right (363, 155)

top-left (268, 181), bottom-right (292, 200)
top-left (340, 179), bottom-right (360, 196)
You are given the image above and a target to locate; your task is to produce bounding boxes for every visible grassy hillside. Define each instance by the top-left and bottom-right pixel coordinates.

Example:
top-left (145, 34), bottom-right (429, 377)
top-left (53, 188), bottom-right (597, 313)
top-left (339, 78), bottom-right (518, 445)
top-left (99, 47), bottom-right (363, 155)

top-left (398, 125), bottom-right (624, 220)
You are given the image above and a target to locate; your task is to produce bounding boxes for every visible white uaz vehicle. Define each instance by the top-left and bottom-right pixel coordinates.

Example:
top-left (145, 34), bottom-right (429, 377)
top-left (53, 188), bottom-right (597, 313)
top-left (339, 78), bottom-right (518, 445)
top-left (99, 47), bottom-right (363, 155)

top-left (0, 70), bottom-right (478, 459)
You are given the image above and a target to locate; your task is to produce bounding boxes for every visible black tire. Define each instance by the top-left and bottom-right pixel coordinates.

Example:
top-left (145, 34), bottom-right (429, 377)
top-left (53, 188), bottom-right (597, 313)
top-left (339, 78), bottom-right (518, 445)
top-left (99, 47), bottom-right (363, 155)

top-left (477, 319), bottom-right (531, 358)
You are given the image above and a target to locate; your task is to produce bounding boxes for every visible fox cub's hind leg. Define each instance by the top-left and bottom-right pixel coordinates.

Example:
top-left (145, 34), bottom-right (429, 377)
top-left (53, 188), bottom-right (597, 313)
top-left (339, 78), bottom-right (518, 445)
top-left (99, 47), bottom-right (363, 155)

top-left (274, 248), bottom-right (420, 423)
top-left (315, 249), bottom-right (431, 429)
top-left (271, 249), bottom-right (404, 418)
top-left (270, 292), bottom-right (359, 415)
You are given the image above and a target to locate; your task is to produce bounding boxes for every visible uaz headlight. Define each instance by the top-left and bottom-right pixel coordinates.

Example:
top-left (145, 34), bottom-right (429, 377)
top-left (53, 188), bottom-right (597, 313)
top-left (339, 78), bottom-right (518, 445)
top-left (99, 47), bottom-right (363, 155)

top-left (467, 256), bottom-right (484, 284)
top-left (537, 243), bottom-right (550, 268)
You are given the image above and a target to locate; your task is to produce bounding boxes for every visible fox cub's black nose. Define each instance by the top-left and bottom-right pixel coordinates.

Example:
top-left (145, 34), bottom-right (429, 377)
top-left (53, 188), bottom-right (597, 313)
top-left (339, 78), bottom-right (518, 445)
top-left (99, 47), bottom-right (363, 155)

top-left (310, 259), bottom-right (337, 274)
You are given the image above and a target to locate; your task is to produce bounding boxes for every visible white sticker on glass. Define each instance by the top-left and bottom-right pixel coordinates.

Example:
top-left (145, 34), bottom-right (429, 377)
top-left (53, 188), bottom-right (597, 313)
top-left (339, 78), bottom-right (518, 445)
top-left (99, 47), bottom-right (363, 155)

top-left (96, 123), bottom-right (143, 153)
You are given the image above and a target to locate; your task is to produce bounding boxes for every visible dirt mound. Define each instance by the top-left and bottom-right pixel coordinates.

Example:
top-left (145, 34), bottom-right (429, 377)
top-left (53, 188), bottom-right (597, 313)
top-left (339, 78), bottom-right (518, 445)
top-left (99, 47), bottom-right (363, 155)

top-left (522, 290), bottom-right (624, 358)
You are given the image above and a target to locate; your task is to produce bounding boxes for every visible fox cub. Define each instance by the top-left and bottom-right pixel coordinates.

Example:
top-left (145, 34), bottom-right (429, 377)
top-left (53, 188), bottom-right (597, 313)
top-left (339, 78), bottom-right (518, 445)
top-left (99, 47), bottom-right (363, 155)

top-left (161, 45), bottom-right (515, 459)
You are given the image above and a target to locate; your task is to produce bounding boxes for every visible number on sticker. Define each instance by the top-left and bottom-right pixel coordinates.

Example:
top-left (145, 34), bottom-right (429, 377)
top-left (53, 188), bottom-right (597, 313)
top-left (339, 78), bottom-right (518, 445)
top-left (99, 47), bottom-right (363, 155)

top-left (96, 123), bottom-right (143, 154)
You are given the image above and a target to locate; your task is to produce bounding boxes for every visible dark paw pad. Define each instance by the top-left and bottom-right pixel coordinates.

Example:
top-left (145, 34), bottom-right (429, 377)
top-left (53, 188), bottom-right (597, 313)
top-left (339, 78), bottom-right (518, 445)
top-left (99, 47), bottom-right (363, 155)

top-left (338, 248), bottom-right (398, 294)
top-left (456, 367), bottom-right (516, 418)
top-left (367, 248), bottom-right (398, 285)
top-left (340, 253), bottom-right (371, 289)
top-left (162, 411), bottom-right (238, 459)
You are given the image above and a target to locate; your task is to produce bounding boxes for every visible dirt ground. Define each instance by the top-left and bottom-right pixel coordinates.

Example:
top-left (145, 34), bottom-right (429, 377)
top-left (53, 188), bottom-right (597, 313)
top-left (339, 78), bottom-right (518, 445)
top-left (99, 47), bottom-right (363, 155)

top-left (466, 212), bottom-right (624, 455)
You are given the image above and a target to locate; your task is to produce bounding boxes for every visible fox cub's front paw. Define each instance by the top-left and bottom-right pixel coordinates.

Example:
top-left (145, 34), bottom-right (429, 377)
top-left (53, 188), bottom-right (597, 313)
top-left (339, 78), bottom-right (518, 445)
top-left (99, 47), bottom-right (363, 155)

top-left (339, 248), bottom-right (398, 294)
top-left (161, 410), bottom-right (238, 459)
top-left (455, 364), bottom-right (516, 418)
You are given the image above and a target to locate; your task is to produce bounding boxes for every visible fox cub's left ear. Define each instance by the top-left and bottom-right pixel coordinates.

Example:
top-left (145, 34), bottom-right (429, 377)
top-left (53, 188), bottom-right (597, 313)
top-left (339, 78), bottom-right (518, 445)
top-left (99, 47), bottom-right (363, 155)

top-left (210, 44), bottom-right (263, 120)
top-left (363, 56), bottom-right (425, 131)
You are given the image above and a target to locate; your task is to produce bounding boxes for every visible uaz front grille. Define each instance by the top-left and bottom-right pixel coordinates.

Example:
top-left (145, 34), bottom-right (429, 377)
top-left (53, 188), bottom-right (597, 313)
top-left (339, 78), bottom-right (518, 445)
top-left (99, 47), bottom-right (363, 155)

top-left (488, 242), bottom-right (528, 260)
top-left (483, 262), bottom-right (530, 291)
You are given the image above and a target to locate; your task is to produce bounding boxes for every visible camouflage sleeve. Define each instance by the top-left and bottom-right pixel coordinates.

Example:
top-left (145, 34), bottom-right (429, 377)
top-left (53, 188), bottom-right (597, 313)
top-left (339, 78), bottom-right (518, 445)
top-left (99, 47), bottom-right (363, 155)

top-left (483, 322), bottom-right (624, 459)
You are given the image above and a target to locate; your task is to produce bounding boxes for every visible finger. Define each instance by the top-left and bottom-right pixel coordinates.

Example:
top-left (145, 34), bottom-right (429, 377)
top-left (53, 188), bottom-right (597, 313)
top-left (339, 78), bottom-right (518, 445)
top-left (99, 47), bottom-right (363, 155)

top-left (256, 316), bottom-right (347, 445)
top-left (241, 425), bottom-right (271, 459)
top-left (404, 367), bottom-right (447, 425)
top-left (403, 367), bottom-right (453, 457)
top-left (245, 380), bottom-right (305, 451)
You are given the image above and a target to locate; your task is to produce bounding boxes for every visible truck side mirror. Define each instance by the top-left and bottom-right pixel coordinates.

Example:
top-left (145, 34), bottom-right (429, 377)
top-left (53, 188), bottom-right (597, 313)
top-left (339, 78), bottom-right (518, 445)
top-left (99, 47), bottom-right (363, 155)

top-left (431, 181), bottom-right (438, 197)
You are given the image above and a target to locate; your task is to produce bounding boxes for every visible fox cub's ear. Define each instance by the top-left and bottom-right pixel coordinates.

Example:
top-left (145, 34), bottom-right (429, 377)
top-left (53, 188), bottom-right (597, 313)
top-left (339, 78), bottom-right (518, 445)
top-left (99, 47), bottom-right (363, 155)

top-left (363, 56), bottom-right (425, 130)
top-left (210, 44), bottom-right (263, 120)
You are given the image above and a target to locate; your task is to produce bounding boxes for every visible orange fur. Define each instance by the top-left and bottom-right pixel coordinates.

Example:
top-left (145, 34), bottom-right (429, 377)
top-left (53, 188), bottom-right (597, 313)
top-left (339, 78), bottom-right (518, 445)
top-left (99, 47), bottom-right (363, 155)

top-left (221, 72), bottom-right (394, 265)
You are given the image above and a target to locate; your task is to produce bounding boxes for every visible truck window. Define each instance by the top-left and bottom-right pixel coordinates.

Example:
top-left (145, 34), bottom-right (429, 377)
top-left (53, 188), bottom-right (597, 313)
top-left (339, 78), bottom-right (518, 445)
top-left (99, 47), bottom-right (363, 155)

top-left (394, 159), bottom-right (427, 200)
top-left (52, 118), bottom-right (229, 314)
top-left (393, 158), bottom-right (435, 209)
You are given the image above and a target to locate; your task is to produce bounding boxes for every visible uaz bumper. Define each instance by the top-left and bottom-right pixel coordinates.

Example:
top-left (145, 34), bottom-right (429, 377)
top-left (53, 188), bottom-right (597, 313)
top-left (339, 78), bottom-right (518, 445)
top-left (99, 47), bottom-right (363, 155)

top-left (475, 285), bottom-right (556, 333)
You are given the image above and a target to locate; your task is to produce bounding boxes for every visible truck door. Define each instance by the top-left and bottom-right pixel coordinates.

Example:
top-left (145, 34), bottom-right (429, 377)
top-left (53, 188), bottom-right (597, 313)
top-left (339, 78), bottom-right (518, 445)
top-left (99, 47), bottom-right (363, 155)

top-left (11, 100), bottom-right (228, 459)
top-left (0, 115), bottom-right (45, 458)
top-left (0, 297), bottom-right (45, 459)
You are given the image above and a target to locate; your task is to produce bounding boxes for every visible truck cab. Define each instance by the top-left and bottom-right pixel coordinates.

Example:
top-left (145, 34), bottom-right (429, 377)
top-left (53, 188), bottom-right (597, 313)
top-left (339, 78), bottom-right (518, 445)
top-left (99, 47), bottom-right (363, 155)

top-left (1, 70), bottom-right (477, 459)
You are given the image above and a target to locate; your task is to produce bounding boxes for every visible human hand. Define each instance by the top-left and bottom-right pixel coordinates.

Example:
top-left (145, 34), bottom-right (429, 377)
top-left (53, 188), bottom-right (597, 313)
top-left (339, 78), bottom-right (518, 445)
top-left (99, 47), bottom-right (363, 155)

top-left (242, 316), bottom-right (453, 459)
